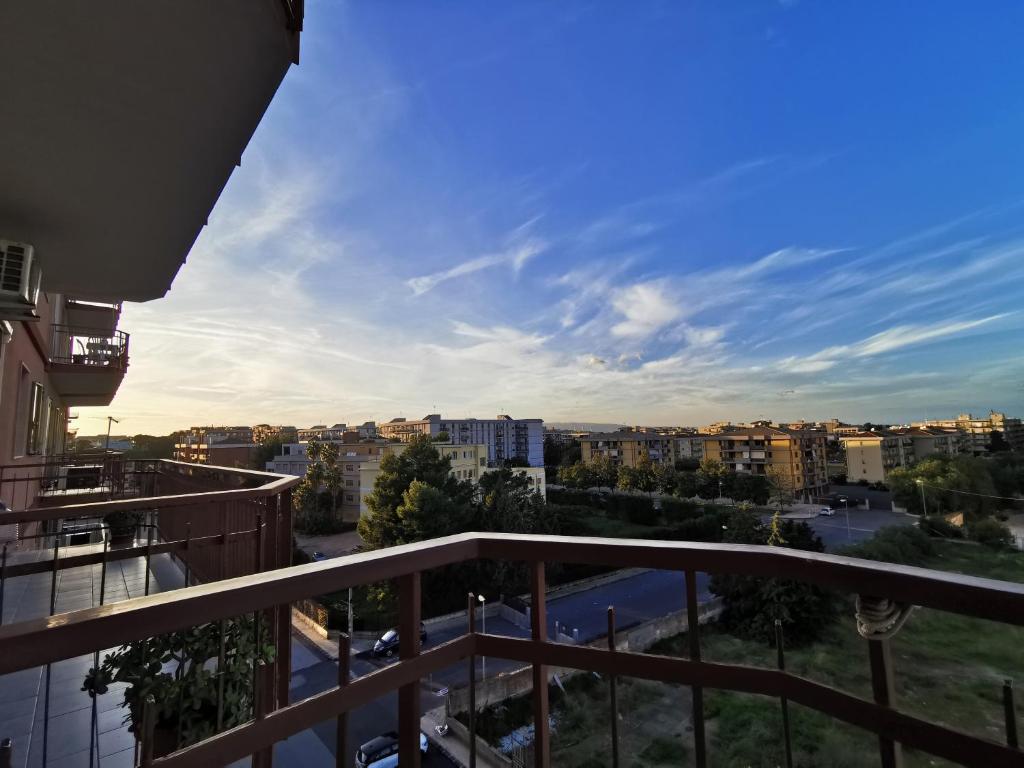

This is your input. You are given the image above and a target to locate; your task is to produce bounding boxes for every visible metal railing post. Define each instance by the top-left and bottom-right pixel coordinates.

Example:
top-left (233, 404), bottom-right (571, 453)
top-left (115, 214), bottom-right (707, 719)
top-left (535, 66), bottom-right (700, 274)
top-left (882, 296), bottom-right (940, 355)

top-left (868, 638), bottom-right (902, 767)
top-left (398, 572), bottom-right (422, 767)
top-left (607, 606), bottom-right (619, 768)
top-left (775, 620), bottom-right (793, 768)
top-left (467, 592), bottom-right (477, 768)
top-left (141, 695), bottom-right (156, 768)
top-left (1005, 679), bottom-right (1019, 750)
top-left (685, 570), bottom-right (707, 768)
top-left (0, 737), bottom-right (11, 768)
top-left (336, 633), bottom-right (350, 768)
top-left (0, 543), bottom-right (7, 625)
top-left (530, 561), bottom-right (550, 768)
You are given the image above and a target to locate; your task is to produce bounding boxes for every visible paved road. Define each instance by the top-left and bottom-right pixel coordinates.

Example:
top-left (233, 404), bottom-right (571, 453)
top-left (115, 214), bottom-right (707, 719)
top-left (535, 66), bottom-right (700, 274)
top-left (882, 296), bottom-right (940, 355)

top-left (290, 633), bottom-right (456, 767)
top-left (799, 507), bottom-right (915, 550)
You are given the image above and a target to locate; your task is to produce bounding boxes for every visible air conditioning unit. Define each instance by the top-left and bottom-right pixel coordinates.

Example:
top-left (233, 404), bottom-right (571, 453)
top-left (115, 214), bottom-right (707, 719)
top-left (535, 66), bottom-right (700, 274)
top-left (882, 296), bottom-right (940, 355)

top-left (0, 240), bottom-right (42, 320)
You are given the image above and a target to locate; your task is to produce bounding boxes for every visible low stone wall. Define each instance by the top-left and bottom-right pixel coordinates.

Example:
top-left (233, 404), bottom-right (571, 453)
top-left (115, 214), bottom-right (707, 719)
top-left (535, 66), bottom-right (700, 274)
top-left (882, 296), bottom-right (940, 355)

top-left (449, 597), bottom-right (724, 712)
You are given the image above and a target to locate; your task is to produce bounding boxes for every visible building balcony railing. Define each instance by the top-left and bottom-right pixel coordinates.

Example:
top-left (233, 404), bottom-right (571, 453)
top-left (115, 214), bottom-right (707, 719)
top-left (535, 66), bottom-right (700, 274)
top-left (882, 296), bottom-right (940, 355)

top-left (63, 299), bottom-right (122, 336)
top-left (1, 532), bottom-right (1022, 767)
top-left (46, 324), bottom-right (130, 406)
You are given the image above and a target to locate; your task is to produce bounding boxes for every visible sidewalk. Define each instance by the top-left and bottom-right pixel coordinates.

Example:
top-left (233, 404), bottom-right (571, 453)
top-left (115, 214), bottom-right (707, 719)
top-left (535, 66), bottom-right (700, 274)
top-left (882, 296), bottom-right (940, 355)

top-left (422, 707), bottom-right (506, 768)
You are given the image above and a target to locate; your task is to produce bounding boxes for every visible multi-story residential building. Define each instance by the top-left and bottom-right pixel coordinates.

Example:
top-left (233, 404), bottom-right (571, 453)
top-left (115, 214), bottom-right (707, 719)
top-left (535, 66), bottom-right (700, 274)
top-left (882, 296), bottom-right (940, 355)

top-left (379, 414), bottom-right (544, 467)
top-left (543, 428), bottom-right (589, 446)
top-left (298, 423), bottom-right (350, 442)
top-left (703, 427), bottom-right (829, 501)
top-left (913, 411), bottom-right (1023, 454)
top-left (268, 439), bottom-right (545, 520)
top-left (674, 435), bottom-right (706, 462)
top-left (580, 431), bottom-right (678, 467)
top-left (251, 424), bottom-right (298, 444)
top-left (895, 427), bottom-right (965, 460)
top-left (173, 426), bottom-right (254, 464)
top-left (840, 431), bottom-right (915, 484)
top-left (0, 291), bottom-right (127, 539)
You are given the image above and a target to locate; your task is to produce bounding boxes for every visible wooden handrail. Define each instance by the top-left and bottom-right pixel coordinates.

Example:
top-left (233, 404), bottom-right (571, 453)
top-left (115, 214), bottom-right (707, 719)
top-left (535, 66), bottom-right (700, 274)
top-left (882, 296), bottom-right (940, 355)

top-left (0, 459), bottom-right (300, 524)
top-left (1, 533), bottom-right (1022, 767)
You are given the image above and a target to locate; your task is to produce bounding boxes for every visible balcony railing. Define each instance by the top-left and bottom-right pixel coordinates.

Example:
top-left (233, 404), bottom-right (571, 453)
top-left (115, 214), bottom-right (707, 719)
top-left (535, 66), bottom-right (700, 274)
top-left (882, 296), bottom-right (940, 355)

top-left (48, 324), bottom-right (129, 368)
top-left (0, 533), bottom-right (1022, 767)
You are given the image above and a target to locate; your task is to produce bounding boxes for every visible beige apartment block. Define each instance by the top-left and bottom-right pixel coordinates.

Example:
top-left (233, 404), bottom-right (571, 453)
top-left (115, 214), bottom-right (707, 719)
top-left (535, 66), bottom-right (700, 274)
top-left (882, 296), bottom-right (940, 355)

top-left (703, 427), bottom-right (829, 501)
top-left (913, 411), bottom-right (1023, 454)
top-left (840, 432), bottom-right (913, 484)
top-left (581, 432), bottom-right (677, 467)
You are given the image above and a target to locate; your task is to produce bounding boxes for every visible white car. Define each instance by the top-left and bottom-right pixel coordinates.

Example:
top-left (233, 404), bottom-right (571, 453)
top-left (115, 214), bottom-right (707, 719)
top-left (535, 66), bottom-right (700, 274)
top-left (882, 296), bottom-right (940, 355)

top-left (818, 507), bottom-right (835, 517)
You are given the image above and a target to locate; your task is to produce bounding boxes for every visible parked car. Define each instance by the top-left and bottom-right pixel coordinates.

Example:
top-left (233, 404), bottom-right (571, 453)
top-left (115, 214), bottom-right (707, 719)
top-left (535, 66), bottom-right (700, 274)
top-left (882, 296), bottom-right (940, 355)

top-left (311, 551), bottom-right (327, 561)
top-left (372, 623), bottom-right (428, 658)
top-left (818, 507), bottom-right (835, 517)
top-left (355, 731), bottom-right (428, 768)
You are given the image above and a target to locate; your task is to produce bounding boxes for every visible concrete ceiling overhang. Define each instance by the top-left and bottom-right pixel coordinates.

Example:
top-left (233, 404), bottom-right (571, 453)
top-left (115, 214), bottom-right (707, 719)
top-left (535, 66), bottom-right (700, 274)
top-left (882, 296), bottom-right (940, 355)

top-left (0, 1), bottom-right (301, 303)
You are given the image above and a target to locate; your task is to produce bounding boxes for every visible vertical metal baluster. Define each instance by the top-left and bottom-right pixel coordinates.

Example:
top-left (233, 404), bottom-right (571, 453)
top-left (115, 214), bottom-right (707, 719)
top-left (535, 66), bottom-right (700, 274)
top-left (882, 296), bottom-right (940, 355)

top-left (398, 572), bottom-right (422, 768)
top-left (252, 515), bottom-right (264, 712)
top-left (216, 618), bottom-right (227, 732)
top-left (607, 606), bottom-right (619, 768)
top-left (88, 535), bottom-right (109, 768)
top-left (685, 569), bottom-right (707, 768)
top-left (43, 534), bottom-right (59, 766)
top-left (140, 695), bottom-right (156, 768)
top-left (1005, 679), bottom-right (1019, 750)
top-left (336, 632), bottom-right (351, 768)
top-left (183, 522), bottom-right (191, 586)
top-left (0, 543), bottom-right (7, 626)
top-left (775, 620), bottom-right (794, 768)
top-left (467, 592), bottom-right (477, 768)
top-left (867, 638), bottom-right (901, 767)
top-left (530, 561), bottom-right (550, 768)
top-left (144, 516), bottom-right (153, 596)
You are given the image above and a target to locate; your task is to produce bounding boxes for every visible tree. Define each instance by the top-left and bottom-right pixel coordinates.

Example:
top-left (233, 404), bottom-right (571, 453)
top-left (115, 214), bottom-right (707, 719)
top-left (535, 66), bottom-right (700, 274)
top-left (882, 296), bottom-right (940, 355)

top-left (590, 454), bottom-right (619, 491)
top-left (654, 463), bottom-right (678, 495)
top-left (250, 437), bottom-right (284, 471)
top-left (557, 462), bottom-right (595, 490)
top-left (617, 453), bottom-right (658, 496)
top-left (711, 510), bottom-right (836, 646)
top-left (126, 434), bottom-right (176, 460)
top-left (358, 435), bottom-right (471, 550)
top-left (888, 455), bottom-right (999, 519)
top-left (766, 465), bottom-right (797, 511)
top-left (432, 431), bottom-right (451, 443)
top-left (989, 430), bottom-right (1011, 453)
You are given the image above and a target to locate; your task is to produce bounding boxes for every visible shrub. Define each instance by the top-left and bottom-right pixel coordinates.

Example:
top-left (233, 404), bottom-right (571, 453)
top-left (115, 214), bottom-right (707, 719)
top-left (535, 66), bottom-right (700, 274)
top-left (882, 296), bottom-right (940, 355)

top-left (607, 493), bottom-right (658, 525)
top-left (547, 487), bottom-right (601, 508)
top-left (917, 516), bottom-right (964, 539)
top-left (968, 518), bottom-right (1013, 549)
top-left (842, 525), bottom-right (935, 565)
top-left (661, 496), bottom-right (702, 523)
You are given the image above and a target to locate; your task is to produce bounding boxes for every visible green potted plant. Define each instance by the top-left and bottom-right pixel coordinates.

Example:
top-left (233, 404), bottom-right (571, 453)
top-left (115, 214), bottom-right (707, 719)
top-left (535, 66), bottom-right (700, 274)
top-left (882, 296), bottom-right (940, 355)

top-left (83, 615), bottom-right (276, 756)
top-left (103, 510), bottom-right (143, 548)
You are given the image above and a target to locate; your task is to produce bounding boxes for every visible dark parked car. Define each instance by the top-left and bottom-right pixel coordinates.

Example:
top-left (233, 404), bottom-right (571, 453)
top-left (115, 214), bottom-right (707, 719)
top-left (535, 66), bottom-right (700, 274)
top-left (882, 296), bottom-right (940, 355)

top-left (372, 623), bottom-right (428, 658)
top-left (311, 551), bottom-right (327, 561)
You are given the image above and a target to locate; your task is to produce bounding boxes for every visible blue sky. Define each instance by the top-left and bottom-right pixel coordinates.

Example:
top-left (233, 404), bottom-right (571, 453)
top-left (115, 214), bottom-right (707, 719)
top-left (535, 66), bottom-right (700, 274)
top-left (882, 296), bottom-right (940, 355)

top-left (86, 1), bottom-right (1024, 434)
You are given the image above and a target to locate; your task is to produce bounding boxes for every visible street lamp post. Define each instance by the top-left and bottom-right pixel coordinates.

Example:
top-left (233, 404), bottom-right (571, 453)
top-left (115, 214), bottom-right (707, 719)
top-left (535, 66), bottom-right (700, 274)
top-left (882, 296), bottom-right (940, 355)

top-left (916, 479), bottom-right (927, 516)
top-left (843, 497), bottom-right (851, 542)
top-left (478, 594), bottom-right (486, 680)
top-left (718, 478), bottom-right (723, 504)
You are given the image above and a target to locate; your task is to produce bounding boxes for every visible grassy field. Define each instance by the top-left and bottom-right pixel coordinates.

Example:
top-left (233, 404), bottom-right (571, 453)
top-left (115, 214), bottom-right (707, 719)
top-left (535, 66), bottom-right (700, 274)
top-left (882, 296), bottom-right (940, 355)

top-left (467, 540), bottom-right (1024, 767)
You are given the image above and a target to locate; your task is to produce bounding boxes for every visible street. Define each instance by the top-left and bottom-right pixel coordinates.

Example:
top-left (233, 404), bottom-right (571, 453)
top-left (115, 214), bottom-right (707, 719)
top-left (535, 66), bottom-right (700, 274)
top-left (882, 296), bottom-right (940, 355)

top-left (801, 507), bottom-right (914, 550)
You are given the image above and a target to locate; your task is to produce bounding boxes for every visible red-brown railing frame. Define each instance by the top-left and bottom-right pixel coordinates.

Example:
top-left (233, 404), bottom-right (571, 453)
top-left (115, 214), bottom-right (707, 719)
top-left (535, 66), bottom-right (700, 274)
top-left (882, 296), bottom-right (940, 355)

top-left (0, 533), bottom-right (1022, 768)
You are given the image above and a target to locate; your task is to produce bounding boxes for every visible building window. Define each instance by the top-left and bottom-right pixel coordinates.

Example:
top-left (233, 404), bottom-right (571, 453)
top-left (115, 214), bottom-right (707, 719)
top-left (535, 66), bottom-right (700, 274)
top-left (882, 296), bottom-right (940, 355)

top-left (26, 382), bottom-right (44, 455)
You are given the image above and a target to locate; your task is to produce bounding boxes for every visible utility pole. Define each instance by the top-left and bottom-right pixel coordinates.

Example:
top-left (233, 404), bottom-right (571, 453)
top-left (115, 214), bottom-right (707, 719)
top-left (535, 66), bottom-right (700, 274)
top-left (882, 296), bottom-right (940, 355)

top-left (104, 416), bottom-right (119, 453)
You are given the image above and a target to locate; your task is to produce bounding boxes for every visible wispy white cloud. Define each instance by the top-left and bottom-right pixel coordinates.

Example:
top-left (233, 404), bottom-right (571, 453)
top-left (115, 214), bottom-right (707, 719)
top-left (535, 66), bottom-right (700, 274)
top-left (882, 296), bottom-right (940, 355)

top-left (406, 237), bottom-right (546, 296)
top-left (610, 280), bottom-right (682, 338)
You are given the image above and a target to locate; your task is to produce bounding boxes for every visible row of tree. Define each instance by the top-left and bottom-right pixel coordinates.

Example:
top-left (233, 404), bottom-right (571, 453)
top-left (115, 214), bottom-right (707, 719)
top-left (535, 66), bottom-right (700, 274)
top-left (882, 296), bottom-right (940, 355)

top-left (888, 452), bottom-right (1024, 519)
top-left (556, 455), bottom-right (773, 505)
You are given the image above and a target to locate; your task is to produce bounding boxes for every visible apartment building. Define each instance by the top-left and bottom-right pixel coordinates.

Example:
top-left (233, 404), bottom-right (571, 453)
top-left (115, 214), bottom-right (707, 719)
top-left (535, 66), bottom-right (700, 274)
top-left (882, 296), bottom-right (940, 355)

top-left (581, 431), bottom-right (678, 467)
top-left (379, 414), bottom-right (544, 467)
top-left (252, 424), bottom-right (298, 444)
top-left (173, 426), bottom-right (254, 464)
top-left (840, 431), bottom-right (914, 484)
top-left (297, 422), bottom-right (377, 442)
top-left (703, 427), bottom-right (829, 502)
top-left (913, 411), bottom-right (1023, 454)
top-left (0, 291), bottom-right (127, 539)
top-left (674, 435), bottom-right (706, 461)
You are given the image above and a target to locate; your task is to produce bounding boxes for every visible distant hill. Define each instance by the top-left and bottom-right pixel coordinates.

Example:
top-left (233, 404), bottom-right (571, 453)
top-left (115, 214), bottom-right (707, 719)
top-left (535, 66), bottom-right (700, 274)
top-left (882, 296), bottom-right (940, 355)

top-left (545, 422), bottom-right (626, 432)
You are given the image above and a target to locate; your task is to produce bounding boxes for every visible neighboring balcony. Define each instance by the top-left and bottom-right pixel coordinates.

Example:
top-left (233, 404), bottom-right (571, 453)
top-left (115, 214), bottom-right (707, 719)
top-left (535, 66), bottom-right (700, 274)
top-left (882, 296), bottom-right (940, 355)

top-left (63, 299), bottom-right (121, 336)
top-left (46, 324), bottom-right (129, 406)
